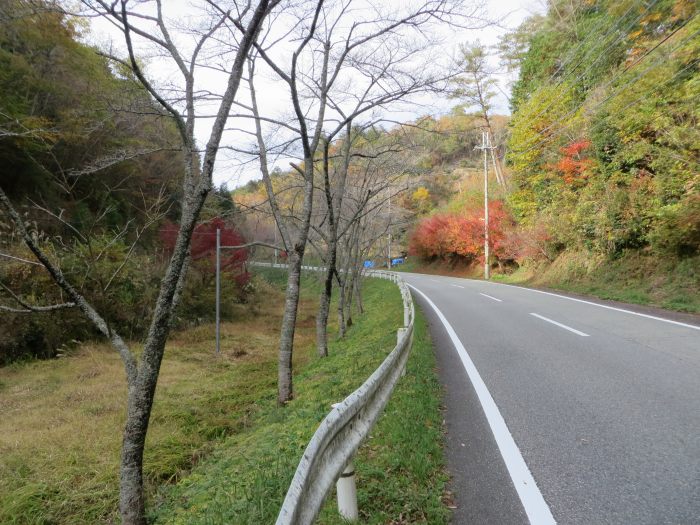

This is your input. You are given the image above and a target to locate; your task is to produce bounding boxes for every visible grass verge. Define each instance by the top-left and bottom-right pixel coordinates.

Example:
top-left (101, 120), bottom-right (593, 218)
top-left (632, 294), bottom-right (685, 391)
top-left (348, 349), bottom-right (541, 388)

top-left (0, 273), bottom-right (317, 524)
top-left (149, 273), bottom-right (448, 524)
top-left (2, 269), bottom-right (448, 524)
top-left (316, 305), bottom-right (448, 525)
top-left (492, 251), bottom-right (700, 314)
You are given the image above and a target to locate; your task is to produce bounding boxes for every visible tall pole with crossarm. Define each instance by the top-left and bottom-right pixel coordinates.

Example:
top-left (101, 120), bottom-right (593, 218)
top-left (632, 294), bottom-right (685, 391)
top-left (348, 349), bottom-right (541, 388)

top-left (475, 131), bottom-right (495, 280)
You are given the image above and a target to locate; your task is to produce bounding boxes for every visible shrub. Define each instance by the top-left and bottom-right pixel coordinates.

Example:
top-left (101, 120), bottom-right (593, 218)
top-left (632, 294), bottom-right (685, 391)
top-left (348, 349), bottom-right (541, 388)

top-left (408, 200), bottom-right (511, 264)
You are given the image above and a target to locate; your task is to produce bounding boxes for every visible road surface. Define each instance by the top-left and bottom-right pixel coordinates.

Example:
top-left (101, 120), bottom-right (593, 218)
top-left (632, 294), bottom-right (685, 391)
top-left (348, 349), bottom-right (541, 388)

top-left (401, 272), bottom-right (700, 525)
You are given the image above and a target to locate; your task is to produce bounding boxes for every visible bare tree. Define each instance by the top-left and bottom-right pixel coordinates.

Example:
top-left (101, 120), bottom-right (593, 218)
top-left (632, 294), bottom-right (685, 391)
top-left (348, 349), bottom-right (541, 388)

top-left (238, 0), bottom-right (484, 403)
top-left (0, 1), bottom-right (277, 523)
top-left (315, 126), bottom-right (408, 342)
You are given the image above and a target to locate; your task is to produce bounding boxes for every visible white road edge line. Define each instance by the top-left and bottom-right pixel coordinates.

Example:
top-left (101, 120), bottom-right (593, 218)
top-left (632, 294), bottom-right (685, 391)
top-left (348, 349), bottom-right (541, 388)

top-left (484, 281), bottom-right (700, 331)
top-left (409, 284), bottom-right (556, 525)
top-left (451, 284), bottom-right (465, 289)
top-left (480, 292), bottom-right (502, 302)
top-left (530, 313), bottom-right (589, 337)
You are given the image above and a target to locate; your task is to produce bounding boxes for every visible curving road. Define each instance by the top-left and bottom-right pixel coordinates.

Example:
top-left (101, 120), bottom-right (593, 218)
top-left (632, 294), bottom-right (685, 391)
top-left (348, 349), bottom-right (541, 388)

top-left (402, 272), bottom-right (700, 525)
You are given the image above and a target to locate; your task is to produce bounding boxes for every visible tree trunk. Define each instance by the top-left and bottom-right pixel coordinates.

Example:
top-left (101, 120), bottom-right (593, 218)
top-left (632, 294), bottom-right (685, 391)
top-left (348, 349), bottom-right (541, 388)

top-left (345, 269), bottom-right (354, 328)
top-left (316, 239), bottom-right (337, 357)
top-left (119, 383), bottom-right (152, 525)
top-left (278, 249), bottom-right (303, 404)
top-left (337, 274), bottom-right (347, 338)
top-left (354, 271), bottom-right (364, 314)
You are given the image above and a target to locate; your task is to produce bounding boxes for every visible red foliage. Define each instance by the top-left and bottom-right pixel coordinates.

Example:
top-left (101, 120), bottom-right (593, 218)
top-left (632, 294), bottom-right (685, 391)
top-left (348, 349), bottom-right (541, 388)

top-left (159, 217), bottom-right (250, 284)
top-left (555, 139), bottom-right (592, 185)
top-left (409, 201), bottom-right (512, 263)
top-left (561, 139), bottom-right (591, 157)
top-left (498, 221), bottom-right (554, 262)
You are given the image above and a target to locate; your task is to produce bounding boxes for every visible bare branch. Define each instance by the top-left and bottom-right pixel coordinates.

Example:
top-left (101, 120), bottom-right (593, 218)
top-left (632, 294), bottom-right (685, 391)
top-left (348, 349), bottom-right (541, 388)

top-left (0, 282), bottom-right (76, 313)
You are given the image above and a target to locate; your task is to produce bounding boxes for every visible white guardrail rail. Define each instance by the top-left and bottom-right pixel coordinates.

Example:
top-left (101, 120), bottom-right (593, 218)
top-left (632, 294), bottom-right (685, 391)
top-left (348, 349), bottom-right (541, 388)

top-left (254, 263), bottom-right (415, 524)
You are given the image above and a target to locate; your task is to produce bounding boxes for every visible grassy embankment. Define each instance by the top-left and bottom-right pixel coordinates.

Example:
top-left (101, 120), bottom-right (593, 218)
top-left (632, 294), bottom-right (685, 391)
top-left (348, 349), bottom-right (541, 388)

top-left (0, 268), bottom-right (448, 524)
top-left (398, 252), bottom-right (700, 314)
top-left (492, 252), bottom-right (700, 314)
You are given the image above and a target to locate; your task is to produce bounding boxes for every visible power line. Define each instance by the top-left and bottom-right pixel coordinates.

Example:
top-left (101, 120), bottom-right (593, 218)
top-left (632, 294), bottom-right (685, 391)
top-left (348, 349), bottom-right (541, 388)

top-left (509, 17), bottom-right (699, 159)
top-left (524, 0), bottom-right (661, 124)
top-left (506, 54), bottom-right (700, 188)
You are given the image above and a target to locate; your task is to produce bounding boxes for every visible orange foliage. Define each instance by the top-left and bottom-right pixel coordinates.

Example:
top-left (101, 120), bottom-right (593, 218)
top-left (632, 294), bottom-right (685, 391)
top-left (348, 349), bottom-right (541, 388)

top-left (555, 139), bottom-right (592, 185)
top-left (409, 200), bottom-right (512, 263)
top-left (498, 222), bottom-right (554, 262)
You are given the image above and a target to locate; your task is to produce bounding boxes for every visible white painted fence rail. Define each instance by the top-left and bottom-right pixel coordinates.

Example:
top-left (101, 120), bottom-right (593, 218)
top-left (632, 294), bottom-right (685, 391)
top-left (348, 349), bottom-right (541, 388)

top-left (253, 262), bottom-right (414, 525)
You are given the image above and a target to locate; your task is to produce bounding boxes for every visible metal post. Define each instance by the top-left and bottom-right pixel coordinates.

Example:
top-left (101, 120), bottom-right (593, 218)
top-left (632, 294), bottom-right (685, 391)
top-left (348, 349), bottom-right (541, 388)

top-left (337, 461), bottom-right (358, 521)
top-left (215, 227), bottom-right (221, 354)
top-left (387, 194), bottom-right (392, 269)
top-left (474, 131), bottom-right (493, 280)
top-left (388, 232), bottom-right (392, 269)
top-left (482, 132), bottom-right (490, 280)
top-left (398, 327), bottom-right (408, 377)
top-left (332, 402), bottom-right (358, 521)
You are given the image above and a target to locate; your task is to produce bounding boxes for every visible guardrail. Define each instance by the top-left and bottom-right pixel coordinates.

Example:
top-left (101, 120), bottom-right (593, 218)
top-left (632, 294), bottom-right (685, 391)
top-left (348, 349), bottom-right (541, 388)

top-left (254, 263), bottom-right (415, 524)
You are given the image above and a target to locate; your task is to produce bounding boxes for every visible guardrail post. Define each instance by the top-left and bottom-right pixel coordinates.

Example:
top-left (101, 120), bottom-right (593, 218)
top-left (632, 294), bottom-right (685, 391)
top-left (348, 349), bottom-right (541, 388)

top-left (331, 402), bottom-right (358, 521)
top-left (397, 327), bottom-right (408, 377)
top-left (337, 461), bottom-right (358, 521)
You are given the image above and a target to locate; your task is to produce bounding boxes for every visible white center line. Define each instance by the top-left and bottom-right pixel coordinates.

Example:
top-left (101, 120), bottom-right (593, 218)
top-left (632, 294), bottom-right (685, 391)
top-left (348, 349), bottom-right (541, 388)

top-left (429, 279), bottom-right (439, 283)
top-left (409, 285), bottom-right (556, 524)
top-left (530, 313), bottom-right (589, 337)
top-left (451, 284), bottom-right (464, 289)
top-left (484, 280), bottom-right (700, 331)
top-left (480, 292), bottom-right (502, 302)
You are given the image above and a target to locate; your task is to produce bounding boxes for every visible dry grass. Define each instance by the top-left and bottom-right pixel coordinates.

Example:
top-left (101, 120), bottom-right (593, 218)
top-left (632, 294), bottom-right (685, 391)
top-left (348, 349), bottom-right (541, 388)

top-left (0, 274), bottom-right (319, 524)
top-left (495, 250), bottom-right (700, 313)
top-left (148, 276), bottom-right (450, 525)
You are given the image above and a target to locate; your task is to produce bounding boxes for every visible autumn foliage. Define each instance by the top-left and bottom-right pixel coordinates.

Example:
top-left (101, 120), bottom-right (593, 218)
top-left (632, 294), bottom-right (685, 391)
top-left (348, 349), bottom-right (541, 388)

top-left (554, 140), bottom-right (592, 185)
top-left (159, 217), bottom-right (250, 286)
top-left (409, 201), bottom-right (512, 263)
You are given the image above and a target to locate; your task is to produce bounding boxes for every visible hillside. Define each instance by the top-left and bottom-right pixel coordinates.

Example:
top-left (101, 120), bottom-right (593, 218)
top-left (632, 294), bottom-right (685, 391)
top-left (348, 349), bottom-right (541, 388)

top-left (406, 0), bottom-right (700, 313)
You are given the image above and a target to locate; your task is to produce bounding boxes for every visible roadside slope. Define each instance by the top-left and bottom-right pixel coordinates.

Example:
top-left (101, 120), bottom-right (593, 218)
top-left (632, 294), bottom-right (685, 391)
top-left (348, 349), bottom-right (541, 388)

top-left (150, 273), bottom-right (448, 524)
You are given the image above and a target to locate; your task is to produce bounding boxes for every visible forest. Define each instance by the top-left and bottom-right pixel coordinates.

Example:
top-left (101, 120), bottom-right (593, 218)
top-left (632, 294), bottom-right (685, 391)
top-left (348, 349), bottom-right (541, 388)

top-left (0, 2), bottom-right (251, 363)
top-left (407, 0), bottom-right (699, 311)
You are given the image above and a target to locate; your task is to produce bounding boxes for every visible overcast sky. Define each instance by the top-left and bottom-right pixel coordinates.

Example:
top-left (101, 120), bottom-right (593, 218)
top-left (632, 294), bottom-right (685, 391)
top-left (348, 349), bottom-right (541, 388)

top-left (84, 0), bottom-right (544, 187)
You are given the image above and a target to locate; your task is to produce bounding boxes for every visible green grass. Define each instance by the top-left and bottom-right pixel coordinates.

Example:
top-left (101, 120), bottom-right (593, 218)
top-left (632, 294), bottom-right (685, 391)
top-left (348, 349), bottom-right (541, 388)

top-left (149, 274), bottom-right (448, 524)
top-left (316, 306), bottom-right (448, 525)
top-left (0, 274), bottom-right (316, 524)
top-left (1, 268), bottom-right (449, 524)
top-left (492, 251), bottom-right (700, 314)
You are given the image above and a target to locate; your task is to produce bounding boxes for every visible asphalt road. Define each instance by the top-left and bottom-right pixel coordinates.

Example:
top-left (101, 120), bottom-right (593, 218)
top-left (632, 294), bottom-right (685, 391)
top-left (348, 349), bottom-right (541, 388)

top-left (401, 272), bottom-right (700, 525)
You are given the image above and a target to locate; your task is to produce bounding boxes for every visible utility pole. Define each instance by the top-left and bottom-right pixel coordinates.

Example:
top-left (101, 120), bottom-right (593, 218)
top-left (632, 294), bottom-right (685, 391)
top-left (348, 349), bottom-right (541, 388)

top-left (387, 193), bottom-right (392, 269)
top-left (488, 131), bottom-right (505, 187)
top-left (475, 131), bottom-right (496, 280)
top-left (215, 230), bottom-right (255, 354)
top-left (215, 227), bottom-right (221, 354)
